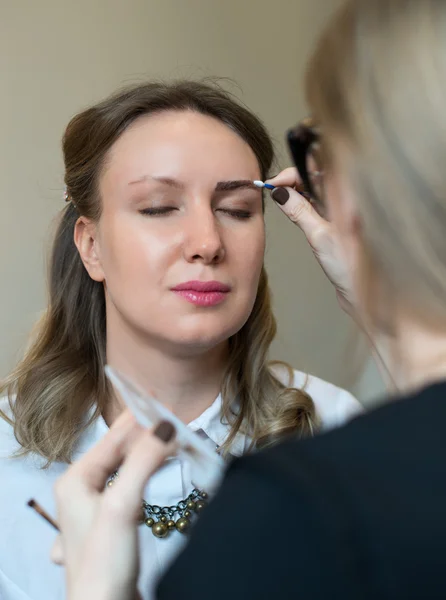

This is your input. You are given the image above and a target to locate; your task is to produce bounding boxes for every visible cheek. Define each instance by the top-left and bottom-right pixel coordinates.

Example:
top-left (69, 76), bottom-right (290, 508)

top-left (96, 215), bottom-right (173, 287)
top-left (231, 220), bottom-right (265, 286)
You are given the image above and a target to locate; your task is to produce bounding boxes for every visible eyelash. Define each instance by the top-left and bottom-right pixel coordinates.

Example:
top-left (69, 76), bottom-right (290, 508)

top-left (139, 208), bottom-right (252, 220)
top-left (139, 207), bottom-right (175, 216)
top-left (220, 209), bottom-right (252, 220)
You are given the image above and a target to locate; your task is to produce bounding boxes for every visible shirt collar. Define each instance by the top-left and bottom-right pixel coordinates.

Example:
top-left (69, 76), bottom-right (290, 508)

top-left (187, 393), bottom-right (249, 457)
top-left (81, 394), bottom-right (249, 459)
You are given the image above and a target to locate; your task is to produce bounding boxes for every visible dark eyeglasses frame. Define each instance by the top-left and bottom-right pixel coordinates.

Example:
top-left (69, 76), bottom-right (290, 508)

top-left (286, 118), bottom-right (323, 207)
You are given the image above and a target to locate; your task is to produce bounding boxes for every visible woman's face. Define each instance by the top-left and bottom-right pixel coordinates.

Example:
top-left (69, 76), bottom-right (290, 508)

top-left (77, 110), bottom-right (265, 355)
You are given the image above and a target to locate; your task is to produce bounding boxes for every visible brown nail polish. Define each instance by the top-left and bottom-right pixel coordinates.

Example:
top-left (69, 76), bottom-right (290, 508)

top-left (154, 420), bottom-right (175, 443)
top-left (271, 187), bottom-right (290, 205)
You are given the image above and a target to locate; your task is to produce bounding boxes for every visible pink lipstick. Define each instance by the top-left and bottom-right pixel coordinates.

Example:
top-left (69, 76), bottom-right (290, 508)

top-left (172, 280), bottom-right (230, 307)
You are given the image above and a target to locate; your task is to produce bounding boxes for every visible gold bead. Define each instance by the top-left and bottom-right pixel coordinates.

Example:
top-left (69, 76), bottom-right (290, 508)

top-left (186, 500), bottom-right (196, 511)
top-left (107, 480), bottom-right (114, 487)
top-left (167, 520), bottom-right (175, 529)
top-left (184, 510), bottom-right (192, 518)
top-left (145, 517), bottom-right (155, 528)
top-left (152, 522), bottom-right (168, 538)
top-left (160, 516), bottom-right (167, 523)
top-left (201, 492), bottom-right (208, 499)
top-left (195, 500), bottom-right (207, 513)
top-left (175, 517), bottom-right (190, 534)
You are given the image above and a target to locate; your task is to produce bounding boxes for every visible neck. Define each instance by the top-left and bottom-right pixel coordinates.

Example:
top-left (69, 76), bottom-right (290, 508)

top-left (376, 311), bottom-right (446, 396)
top-left (103, 323), bottom-right (228, 427)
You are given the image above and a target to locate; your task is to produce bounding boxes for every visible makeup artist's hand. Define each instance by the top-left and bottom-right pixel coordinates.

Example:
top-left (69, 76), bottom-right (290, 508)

top-left (266, 168), bottom-right (355, 316)
top-left (51, 411), bottom-right (176, 600)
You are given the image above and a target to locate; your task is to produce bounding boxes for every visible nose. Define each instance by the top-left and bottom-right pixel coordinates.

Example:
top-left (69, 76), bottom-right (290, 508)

top-left (183, 210), bottom-right (225, 265)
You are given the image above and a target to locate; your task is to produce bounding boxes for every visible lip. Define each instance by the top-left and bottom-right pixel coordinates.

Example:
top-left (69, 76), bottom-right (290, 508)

top-left (172, 280), bottom-right (231, 293)
top-left (171, 280), bottom-right (231, 307)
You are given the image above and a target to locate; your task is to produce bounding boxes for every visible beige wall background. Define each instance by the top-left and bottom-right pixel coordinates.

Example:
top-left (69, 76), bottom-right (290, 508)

top-left (1, 0), bottom-right (384, 404)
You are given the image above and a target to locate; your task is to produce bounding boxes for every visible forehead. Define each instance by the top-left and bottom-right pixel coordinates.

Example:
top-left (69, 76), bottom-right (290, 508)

top-left (102, 110), bottom-right (261, 188)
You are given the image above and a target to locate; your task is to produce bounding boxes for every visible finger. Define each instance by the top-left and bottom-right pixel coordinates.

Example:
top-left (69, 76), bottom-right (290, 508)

top-left (268, 185), bottom-right (328, 240)
top-left (70, 410), bottom-right (139, 489)
top-left (103, 422), bottom-right (177, 523)
top-left (56, 410), bottom-right (140, 501)
top-left (50, 535), bottom-right (64, 566)
top-left (266, 167), bottom-right (301, 188)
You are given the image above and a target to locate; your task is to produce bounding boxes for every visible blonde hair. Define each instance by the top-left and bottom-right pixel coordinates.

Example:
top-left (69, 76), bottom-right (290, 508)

top-left (1, 80), bottom-right (317, 465)
top-left (306, 0), bottom-right (446, 325)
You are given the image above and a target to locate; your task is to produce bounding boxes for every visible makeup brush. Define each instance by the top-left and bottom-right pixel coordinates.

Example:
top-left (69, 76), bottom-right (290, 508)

top-left (27, 499), bottom-right (60, 531)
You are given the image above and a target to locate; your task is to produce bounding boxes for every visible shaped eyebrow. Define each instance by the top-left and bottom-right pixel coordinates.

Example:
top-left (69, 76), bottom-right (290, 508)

top-left (214, 180), bottom-right (258, 192)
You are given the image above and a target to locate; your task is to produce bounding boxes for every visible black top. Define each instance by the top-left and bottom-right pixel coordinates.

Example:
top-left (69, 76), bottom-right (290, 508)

top-left (157, 382), bottom-right (446, 600)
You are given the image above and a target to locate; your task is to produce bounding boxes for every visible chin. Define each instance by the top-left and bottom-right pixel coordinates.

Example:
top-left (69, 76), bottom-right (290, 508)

top-left (163, 315), bottom-right (248, 354)
top-left (169, 329), bottom-right (233, 352)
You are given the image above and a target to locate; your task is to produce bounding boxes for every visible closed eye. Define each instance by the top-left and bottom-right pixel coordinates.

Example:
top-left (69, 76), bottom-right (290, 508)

top-left (138, 207), bottom-right (252, 219)
top-left (218, 209), bottom-right (252, 219)
top-left (139, 207), bottom-right (177, 216)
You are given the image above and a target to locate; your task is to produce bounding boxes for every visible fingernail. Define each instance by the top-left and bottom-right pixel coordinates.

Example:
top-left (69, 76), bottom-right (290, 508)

top-left (154, 420), bottom-right (175, 443)
top-left (271, 187), bottom-right (290, 205)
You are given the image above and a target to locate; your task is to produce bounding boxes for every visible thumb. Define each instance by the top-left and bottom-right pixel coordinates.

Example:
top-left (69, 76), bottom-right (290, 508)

top-left (269, 185), bottom-right (327, 241)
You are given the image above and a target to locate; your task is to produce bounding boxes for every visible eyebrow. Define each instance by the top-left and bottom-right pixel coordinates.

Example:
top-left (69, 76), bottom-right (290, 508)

top-left (129, 176), bottom-right (259, 192)
top-left (129, 175), bottom-right (183, 188)
top-left (215, 179), bottom-right (258, 192)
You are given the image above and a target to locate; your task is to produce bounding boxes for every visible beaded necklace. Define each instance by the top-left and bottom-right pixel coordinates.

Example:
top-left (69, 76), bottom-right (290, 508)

top-left (107, 471), bottom-right (208, 538)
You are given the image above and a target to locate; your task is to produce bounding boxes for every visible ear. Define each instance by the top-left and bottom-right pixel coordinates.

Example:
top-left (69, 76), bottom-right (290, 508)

top-left (74, 217), bottom-right (105, 282)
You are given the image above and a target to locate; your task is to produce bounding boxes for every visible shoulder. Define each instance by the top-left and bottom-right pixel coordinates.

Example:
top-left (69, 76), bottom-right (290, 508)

top-left (270, 364), bottom-right (363, 431)
top-left (0, 395), bottom-right (49, 474)
top-left (252, 383), bottom-right (434, 489)
top-left (224, 404), bottom-right (387, 533)
top-left (235, 385), bottom-right (440, 530)
top-left (0, 395), bottom-right (68, 600)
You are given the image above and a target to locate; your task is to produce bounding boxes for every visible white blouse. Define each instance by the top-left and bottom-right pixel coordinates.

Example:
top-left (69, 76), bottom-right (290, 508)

top-left (0, 369), bottom-right (362, 600)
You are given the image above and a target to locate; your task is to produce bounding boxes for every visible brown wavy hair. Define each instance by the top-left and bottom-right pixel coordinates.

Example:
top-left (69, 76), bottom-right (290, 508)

top-left (1, 80), bottom-right (318, 465)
